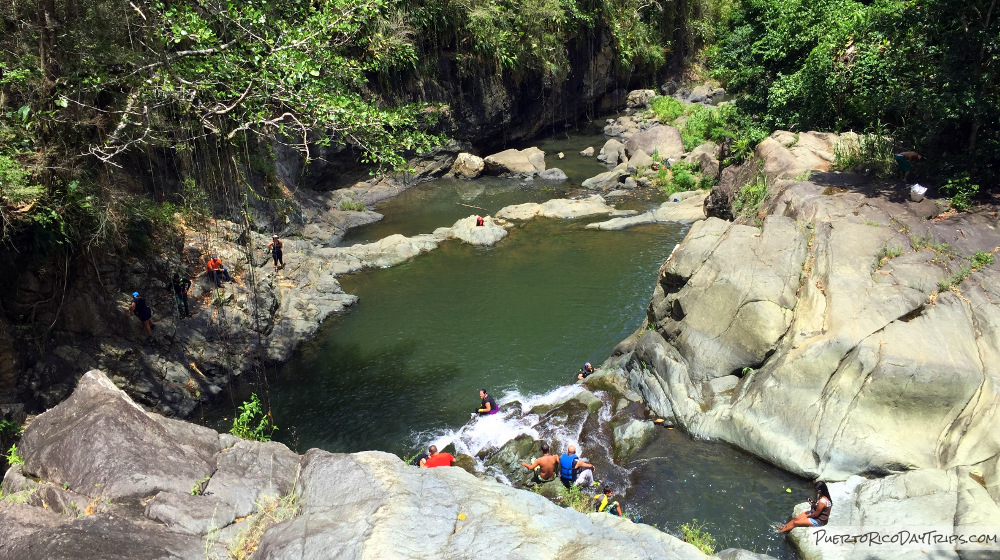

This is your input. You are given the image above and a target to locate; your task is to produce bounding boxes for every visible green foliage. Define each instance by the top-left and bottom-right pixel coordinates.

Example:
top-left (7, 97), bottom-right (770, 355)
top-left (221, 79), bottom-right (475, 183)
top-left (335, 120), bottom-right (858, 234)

top-left (559, 484), bottom-right (594, 514)
top-left (732, 173), bottom-right (770, 225)
top-left (655, 161), bottom-right (700, 196)
top-left (681, 519), bottom-right (717, 555)
top-left (191, 476), bottom-right (211, 496)
top-left (874, 245), bottom-right (902, 271)
top-left (5, 443), bottom-right (24, 466)
top-left (712, 0), bottom-right (1000, 186)
top-left (650, 96), bottom-right (686, 123)
top-left (0, 420), bottom-right (23, 439)
top-left (939, 175), bottom-right (980, 211)
top-left (832, 125), bottom-right (895, 177)
top-left (680, 104), bottom-right (732, 151)
top-left (909, 235), bottom-right (952, 255)
top-left (230, 393), bottom-right (277, 442)
top-left (938, 265), bottom-right (972, 292)
top-left (972, 251), bottom-right (994, 269)
top-left (338, 199), bottom-right (368, 212)
top-left (0, 153), bottom-right (43, 205)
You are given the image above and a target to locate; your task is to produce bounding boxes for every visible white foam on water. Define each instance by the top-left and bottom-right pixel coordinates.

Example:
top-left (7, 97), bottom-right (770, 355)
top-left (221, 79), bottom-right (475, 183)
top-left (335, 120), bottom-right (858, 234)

top-left (421, 384), bottom-right (589, 461)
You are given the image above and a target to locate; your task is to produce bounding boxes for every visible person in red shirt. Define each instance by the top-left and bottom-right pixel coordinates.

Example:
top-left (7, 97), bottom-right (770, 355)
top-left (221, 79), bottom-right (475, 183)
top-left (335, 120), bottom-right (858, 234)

top-left (423, 445), bottom-right (454, 468)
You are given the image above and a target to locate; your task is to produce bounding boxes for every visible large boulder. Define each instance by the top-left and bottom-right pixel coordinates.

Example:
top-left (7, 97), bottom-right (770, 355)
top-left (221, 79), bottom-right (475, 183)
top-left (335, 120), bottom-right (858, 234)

top-left (598, 139), bottom-right (628, 165)
top-left (611, 175), bottom-right (1000, 482)
top-left (685, 142), bottom-right (720, 179)
top-left (582, 163), bottom-right (630, 190)
top-left (789, 469), bottom-right (1000, 560)
top-left (626, 89), bottom-right (657, 109)
top-left (442, 215), bottom-right (509, 246)
top-left (17, 370), bottom-right (222, 500)
top-left (626, 126), bottom-right (684, 161)
top-left (484, 147), bottom-right (546, 177)
top-left (253, 450), bottom-right (710, 560)
top-left (450, 152), bottom-right (485, 179)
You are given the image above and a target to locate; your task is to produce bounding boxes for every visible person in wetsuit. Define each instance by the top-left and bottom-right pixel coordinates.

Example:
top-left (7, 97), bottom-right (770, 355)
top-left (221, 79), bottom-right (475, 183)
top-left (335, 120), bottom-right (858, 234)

top-left (476, 389), bottom-right (499, 416)
top-left (777, 481), bottom-right (832, 532)
top-left (126, 292), bottom-right (154, 336)
top-left (171, 272), bottom-right (192, 318)
top-left (576, 362), bottom-right (595, 380)
top-left (267, 235), bottom-right (284, 271)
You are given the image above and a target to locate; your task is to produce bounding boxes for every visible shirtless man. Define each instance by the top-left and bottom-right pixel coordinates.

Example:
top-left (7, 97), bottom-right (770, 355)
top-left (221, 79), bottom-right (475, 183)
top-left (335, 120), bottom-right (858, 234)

top-left (521, 442), bottom-right (559, 483)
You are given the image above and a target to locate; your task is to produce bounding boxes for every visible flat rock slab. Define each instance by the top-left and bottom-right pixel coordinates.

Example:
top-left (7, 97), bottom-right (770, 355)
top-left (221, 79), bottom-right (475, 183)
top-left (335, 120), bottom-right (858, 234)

top-left (497, 195), bottom-right (636, 221)
top-left (144, 491), bottom-right (237, 535)
top-left (203, 439), bottom-right (301, 519)
top-left (587, 193), bottom-right (707, 230)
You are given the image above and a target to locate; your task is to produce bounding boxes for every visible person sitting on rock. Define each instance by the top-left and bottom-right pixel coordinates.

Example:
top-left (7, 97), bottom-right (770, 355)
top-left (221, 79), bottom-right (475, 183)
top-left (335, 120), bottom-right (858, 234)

top-left (593, 486), bottom-right (623, 516)
top-left (520, 442), bottom-right (559, 483)
top-left (411, 449), bottom-right (430, 468)
top-left (574, 460), bottom-right (597, 487)
top-left (475, 389), bottom-right (499, 416)
top-left (576, 362), bottom-right (596, 380)
top-left (776, 481), bottom-right (832, 533)
top-left (559, 445), bottom-right (594, 488)
top-left (476, 215), bottom-right (485, 227)
top-left (206, 254), bottom-right (232, 287)
top-left (423, 445), bottom-right (455, 468)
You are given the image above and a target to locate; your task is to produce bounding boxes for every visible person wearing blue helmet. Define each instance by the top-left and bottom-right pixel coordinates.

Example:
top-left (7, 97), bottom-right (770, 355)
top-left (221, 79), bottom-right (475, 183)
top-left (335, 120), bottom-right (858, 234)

top-left (126, 291), bottom-right (154, 335)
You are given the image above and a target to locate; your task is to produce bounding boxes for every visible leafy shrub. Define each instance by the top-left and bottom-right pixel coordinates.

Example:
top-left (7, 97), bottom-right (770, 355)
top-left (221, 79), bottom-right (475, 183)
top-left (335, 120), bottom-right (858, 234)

top-left (5, 443), bottom-right (24, 466)
top-left (681, 519), bottom-right (717, 554)
top-left (939, 175), bottom-right (979, 211)
top-left (732, 173), bottom-right (770, 224)
top-left (230, 393), bottom-right (277, 442)
top-left (938, 265), bottom-right (972, 292)
top-left (0, 153), bottom-right (42, 204)
top-left (650, 96), bottom-right (685, 123)
top-left (972, 251), bottom-right (994, 269)
top-left (833, 125), bottom-right (895, 177)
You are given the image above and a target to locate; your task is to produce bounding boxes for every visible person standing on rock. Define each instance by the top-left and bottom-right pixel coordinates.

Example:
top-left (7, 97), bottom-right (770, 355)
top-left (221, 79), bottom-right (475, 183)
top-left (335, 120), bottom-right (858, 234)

top-left (423, 445), bottom-right (455, 468)
top-left (171, 272), bottom-right (192, 318)
top-left (267, 235), bottom-right (284, 272)
top-left (895, 151), bottom-right (923, 183)
top-left (520, 442), bottom-right (559, 484)
top-left (776, 481), bottom-right (832, 533)
top-left (475, 389), bottom-right (499, 416)
top-left (126, 292), bottom-right (154, 336)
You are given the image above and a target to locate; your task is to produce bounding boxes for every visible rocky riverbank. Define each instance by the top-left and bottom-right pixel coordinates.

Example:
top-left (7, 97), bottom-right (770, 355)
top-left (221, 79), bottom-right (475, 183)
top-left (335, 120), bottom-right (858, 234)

top-left (590, 129), bottom-right (1000, 557)
top-left (0, 370), bottom-right (773, 560)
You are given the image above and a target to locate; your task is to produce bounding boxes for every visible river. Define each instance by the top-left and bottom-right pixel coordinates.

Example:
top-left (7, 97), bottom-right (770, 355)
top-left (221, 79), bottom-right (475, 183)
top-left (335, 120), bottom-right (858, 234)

top-left (256, 123), bottom-right (809, 558)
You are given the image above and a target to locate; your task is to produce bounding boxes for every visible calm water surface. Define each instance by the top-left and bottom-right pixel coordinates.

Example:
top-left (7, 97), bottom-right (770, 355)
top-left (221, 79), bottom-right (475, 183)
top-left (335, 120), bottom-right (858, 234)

top-left (257, 126), bottom-right (807, 558)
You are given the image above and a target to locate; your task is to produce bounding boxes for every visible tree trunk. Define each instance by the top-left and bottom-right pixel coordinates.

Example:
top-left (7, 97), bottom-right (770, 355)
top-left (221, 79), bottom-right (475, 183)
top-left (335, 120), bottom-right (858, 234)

top-left (37, 0), bottom-right (59, 97)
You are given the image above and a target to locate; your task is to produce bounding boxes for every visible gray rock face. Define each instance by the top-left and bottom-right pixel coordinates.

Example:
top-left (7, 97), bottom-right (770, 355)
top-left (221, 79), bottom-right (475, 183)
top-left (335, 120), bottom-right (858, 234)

top-left (254, 450), bottom-right (708, 560)
top-left (610, 174), bottom-right (1000, 482)
top-left (582, 162), bottom-right (630, 190)
top-left (788, 469), bottom-right (1000, 560)
top-left (612, 419), bottom-right (657, 463)
top-left (586, 193), bottom-right (707, 230)
top-left (627, 89), bottom-right (657, 109)
top-left (537, 168), bottom-right (569, 181)
top-left (626, 126), bottom-right (684, 161)
top-left (496, 195), bottom-right (636, 221)
top-left (686, 142), bottom-right (720, 178)
top-left (629, 150), bottom-right (655, 169)
top-left (18, 370), bottom-right (221, 499)
top-left (598, 138), bottom-right (628, 165)
top-left (450, 152), bottom-right (485, 179)
top-left (484, 147), bottom-right (546, 177)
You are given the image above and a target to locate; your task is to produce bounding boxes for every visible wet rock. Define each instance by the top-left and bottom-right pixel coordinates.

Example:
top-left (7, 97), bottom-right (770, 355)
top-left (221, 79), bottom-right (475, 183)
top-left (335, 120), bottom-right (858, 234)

top-left (580, 146), bottom-right (595, 157)
top-left (450, 152), bottom-right (485, 179)
top-left (453, 453), bottom-right (479, 476)
top-left (483, 147), bottom-right (546, 177)
top-left (626, 126), bottom-right (684, 161)
top-left (612, 419), bottom-right (657, 463)
top-left (443, 215), bottom-right (509, 246)
top-left (537, 168), bottom-right (569, 182)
